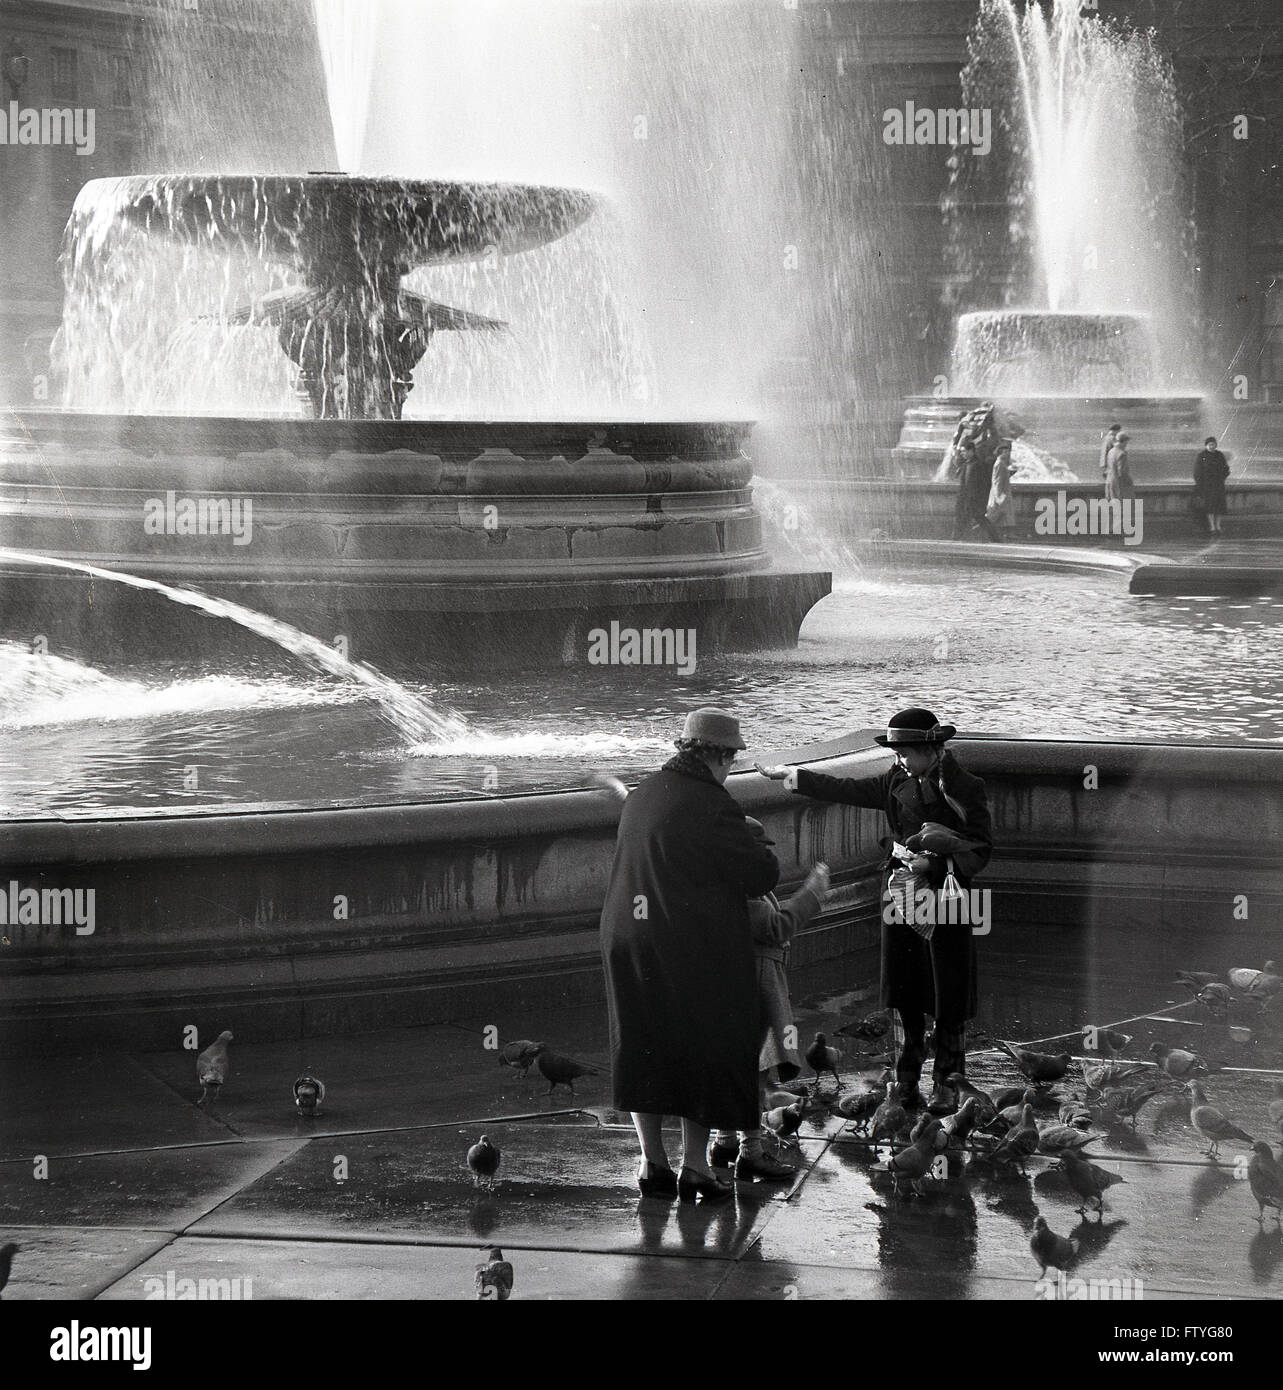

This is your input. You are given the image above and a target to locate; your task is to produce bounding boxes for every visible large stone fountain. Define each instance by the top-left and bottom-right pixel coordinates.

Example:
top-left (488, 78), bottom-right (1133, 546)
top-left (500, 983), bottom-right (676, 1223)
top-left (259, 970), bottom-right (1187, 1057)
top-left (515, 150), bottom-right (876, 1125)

top-left (0, 174), bottom-right (828, 666)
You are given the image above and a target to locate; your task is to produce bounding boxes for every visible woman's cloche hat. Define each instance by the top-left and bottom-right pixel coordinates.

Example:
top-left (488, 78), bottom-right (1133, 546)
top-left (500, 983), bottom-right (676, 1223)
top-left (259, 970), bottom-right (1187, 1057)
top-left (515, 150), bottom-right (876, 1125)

top-left (874, 707), bottom-right (957, 747)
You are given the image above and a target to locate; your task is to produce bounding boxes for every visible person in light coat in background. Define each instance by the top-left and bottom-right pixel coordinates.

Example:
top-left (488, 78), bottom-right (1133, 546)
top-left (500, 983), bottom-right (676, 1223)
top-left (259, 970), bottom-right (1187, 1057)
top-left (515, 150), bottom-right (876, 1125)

top-left (1105, 432), bottom-right (1135, 503)
top-left (985, 440), bottom-right (1016, 539)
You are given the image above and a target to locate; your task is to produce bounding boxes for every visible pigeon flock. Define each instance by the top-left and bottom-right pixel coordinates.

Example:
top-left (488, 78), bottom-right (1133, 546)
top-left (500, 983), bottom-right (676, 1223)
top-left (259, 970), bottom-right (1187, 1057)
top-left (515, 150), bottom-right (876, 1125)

top-left (151, 962), bottom-right (1278, 1300)
top-left (823, 958), bottom-right (1283, 1277)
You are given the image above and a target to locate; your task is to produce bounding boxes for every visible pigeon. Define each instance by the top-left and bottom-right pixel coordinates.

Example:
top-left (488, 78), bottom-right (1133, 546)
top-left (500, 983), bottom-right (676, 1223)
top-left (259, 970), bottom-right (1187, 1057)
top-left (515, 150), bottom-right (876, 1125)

top-left (910, 1112), bottom-right (948, 1152)
top-left (989, 1103), bottom-right (1040, 1173)
top-left (1037, 1122), bottom-right (1098, 1157)
top-left (836, 1014), bottom-right (887, 1041)
top-left (533, 1047), bottom-right (600, 1096)
top-left (1175, 970), bottom-right (1222, 993)
top-left (1247, 1143), bottom-right (1283, 1225)
top-left (1149, 1042), bottom-right (1208, 1080)
top-left (1083, 1059), bottom-right (1146, 1092)
top-left (1058, 1098), bottom-right (1093, 1130)
top-left (475, 1246), bottom-right (514, 1300)
top-left (1194, 983), bottom-right (1231, 1016)
top-left (988, 1087), bottom-right (1039, 1131)
top-left (764, 1094), bottom-right (807, 1146)
top-left (942, 1097), bottom-right (982, 1146)
top-left (467, 1135), bottom-right (502, 1189)
top-left (946, 1073), bottom-right (998, 1127)
top-left (995, 1041), bottom-right (1071, 1085)
top-left (1100, 1028), bottom-right (1133, 1055)
top-left (1248, 962), bottom-right (1281, 1003)
top-left (293, 1075), bottom-right (325, 1116)
top-left (1185, 1082), bottom-right (1253, 1161)
top-left (991, 1084), bottom-right (1036, 1114)
top-left (837, 1076), bottom-right (890, 1133)
top-left (196, 1030), bottom-right (233, 1107)
top-left (1058, 1149), bottom-right (1126, 1216)
top-left (871, 1119), bottom-right (940, 1193)
top-left (870, 1083), bottom-right (909, 1143)
top-left (805, 1032), bottom-right (842, 1088)
top-left (0, 1242), bottom-right (17, 1298)
top-left (1268, 1081), bottom-right (1283, 1135)
top-left (1229, 962), bottom-right (1280, 1001)
top-left (498, 1040), bottom-right (544, 1078)
top-left (1030, 1215), bottom-right (1079, 1274)
top-left (1092, 1074), bottom-right (1168, 1129)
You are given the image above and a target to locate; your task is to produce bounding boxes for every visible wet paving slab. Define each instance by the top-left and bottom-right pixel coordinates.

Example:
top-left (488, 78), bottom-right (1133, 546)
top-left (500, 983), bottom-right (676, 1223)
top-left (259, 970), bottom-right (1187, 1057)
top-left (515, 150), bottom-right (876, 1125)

top-left (187, 1120), bottom-right (795, 1257)
top-left (0, 1227), bottom-right (178, 1301)
top-left (95, 1234), bottom-right (733, 1301)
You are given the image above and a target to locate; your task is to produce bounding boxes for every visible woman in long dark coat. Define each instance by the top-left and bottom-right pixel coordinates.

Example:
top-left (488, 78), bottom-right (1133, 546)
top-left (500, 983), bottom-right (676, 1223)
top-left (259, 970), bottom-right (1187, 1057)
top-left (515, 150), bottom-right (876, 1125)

top-left (1193, 436), bottom-right (1230, 534)
top-left (600, 708), bottom-right (779, 1201)
top-left (761, 707), bottom-right (991, 1115)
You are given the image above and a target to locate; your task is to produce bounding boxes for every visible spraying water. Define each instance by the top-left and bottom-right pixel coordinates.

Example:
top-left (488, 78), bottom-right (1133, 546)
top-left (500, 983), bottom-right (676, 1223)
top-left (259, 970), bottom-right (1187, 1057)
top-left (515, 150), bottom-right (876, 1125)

top-left (0, 549), bottom-right (468, 745)
top-left (313, 0), bottom-right (376, 172)
top-left (945, 0), bottom-right (1193, 390)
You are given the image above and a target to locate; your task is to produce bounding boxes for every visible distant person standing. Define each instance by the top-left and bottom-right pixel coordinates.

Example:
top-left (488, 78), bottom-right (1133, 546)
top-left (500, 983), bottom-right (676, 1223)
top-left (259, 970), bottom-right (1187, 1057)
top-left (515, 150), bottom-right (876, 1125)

top-left (1099, 423), bottom-right (1122, 479)
top-left (1105, 432), bottom-right (1134, 503)
top-left (985, 440), bottom-right (1016, 539)
top-left (1193, 436), bottom-right (1230, 535)
top-left (953, 440), bottom-right (1000, 541)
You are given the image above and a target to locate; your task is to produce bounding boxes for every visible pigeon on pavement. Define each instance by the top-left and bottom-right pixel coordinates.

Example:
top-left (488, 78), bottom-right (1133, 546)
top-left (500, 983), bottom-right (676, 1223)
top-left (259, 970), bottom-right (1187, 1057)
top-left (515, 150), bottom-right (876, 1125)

top-left (498, 1040), bottom-right (544, 1078)
top-left (1149, 1042), bottom-right (1208, 1080)
top-left (534, 1047), bottom-right (600, 1096)
top-left (1058, 1149), bottom-right (1126, 1216)
top-left (467, 1135), bottom-right (502, 1190)
top-left (1185, 1082), bottom-right (1253, 1161)
top-left (764, 1094), bottom-right (807, 1146)
top-left (805, 1032), bottom-right (841, 1087)
top-left (293, 1075), bottom-right (325, 1116)
top-left (1247, 1143), bottom-right (1283, 1225)
top-left (1037, 1122), bottom-right (1099, 1157)
top-left (475, 1247), bottom-right (514, 1300)
top-left (1030, 1215), bottom-right (1079, 1274)
top-left (989, 1104), bottom-right (1040, 1173)
top-left (196, 1030), bottom-right (233, 1107)
top-left (870, 1083), bottom-right (909, 1144)
top-left (946, 1073), bottom-right (998, 1127)
top-left (996, 1041), bottom-right (1071, 1084)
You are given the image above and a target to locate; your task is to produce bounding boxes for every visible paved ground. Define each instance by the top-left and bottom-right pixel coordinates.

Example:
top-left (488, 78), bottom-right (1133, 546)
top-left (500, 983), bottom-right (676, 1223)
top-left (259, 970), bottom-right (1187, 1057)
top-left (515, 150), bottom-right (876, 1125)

top-left (3, 935), bottom-right (1281, 1302)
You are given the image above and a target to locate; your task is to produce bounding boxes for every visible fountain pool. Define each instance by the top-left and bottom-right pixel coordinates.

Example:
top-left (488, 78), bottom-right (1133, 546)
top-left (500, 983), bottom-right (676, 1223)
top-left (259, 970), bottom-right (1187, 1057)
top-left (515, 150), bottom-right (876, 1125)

top-left (3, 564), bottom-right (1281, 818)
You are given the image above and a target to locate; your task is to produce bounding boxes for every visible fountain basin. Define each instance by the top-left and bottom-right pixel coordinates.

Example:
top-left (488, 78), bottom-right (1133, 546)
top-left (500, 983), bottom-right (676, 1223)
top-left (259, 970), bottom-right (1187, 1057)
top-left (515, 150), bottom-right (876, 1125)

top-left (3, 733), bottom-right (1280, 1054)
top-left (0, 411), bottom-right (829, 666)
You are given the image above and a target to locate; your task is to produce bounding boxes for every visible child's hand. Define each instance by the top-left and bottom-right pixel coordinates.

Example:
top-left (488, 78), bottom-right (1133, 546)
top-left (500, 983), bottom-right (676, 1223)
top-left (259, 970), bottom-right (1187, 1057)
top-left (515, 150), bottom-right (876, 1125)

top-left (805, 862), bottom-right (831, 896)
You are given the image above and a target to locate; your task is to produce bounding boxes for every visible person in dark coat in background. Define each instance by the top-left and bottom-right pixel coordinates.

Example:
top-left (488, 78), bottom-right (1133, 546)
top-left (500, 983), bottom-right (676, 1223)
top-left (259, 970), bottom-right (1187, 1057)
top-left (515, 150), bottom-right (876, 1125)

top-left (1193, 435), bottom-right (1231, 534)
top-left (600, 707), bottom-right (780, 1202)
top-left (759, 708), bottom-right (991, 1115)
top-left (953, 440), bottom-right (1001, 541)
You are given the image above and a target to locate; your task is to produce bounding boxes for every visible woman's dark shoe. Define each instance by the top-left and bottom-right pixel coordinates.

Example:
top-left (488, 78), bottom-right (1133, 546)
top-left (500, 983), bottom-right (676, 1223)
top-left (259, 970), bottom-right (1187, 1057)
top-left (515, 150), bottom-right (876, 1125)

top-left (678, 1167), bottom-right (736, 1203)
top-left (637, 1163), bottom-right (678, 1199)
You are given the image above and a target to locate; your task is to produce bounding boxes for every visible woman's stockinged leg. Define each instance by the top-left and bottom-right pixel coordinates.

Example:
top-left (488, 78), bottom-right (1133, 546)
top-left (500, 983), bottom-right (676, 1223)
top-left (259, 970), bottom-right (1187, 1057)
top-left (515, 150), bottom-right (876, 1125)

top-left (631, 1112), bottom-right (670, 1173)
top-left (680, 1119), bottom-right (714, 1177)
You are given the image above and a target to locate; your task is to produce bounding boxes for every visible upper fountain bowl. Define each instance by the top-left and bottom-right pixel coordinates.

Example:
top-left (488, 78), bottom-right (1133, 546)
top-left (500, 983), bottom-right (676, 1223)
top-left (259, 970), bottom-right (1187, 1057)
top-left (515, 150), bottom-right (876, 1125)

top-left (70, 173), bottom-right (599, 283)
top-left (951, 310), bottom-right (1160, 398)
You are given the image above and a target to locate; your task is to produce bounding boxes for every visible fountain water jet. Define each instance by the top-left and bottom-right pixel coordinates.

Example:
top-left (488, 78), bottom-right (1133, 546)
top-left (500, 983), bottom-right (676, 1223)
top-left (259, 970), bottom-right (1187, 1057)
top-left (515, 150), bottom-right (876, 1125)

top-left (892, 0), bottom-right (1203, 483)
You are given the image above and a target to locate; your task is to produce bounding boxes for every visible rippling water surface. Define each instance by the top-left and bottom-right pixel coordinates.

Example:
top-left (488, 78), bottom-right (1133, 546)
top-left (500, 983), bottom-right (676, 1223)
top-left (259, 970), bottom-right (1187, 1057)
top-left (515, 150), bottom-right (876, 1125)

top-left (1, 565), bottom-right (1280, 816)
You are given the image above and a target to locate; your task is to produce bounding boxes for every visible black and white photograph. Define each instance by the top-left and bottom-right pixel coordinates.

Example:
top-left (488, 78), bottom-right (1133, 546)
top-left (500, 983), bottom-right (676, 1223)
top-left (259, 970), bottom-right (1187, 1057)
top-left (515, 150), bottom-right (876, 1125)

top-left (0, 0), bottom-right (1281, 1337)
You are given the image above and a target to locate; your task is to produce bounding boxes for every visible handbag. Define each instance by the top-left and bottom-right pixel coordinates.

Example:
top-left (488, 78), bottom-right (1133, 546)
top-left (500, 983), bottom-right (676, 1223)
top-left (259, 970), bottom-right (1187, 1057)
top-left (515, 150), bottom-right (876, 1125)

top-left (937, 856), bottom-right (968, 924)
